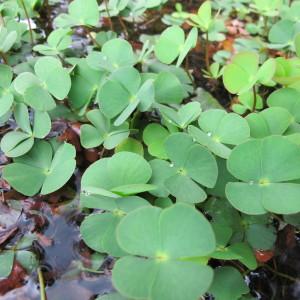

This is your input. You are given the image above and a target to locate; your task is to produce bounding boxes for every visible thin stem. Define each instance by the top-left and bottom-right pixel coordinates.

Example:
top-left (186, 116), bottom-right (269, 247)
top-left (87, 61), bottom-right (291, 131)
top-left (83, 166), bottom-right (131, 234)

top-left (185, 56), bottom-right (195, 88)
top-left (37, 267), bottom-right (47, 300)
top-left (103, 0), bottom-right (114, 31)
top-left (262, 264), bottom-right (300, 283)
top-left (118, 16), bottom-right (128, 38)
top-left (252, 86), bottom-right (257, 112)
top-left (0, 52), bottom-right (8, 64)
top-left (204, 31), bottom-right (210, 71)
top-left (84, 27), bottom-right (101, 48)
top-left (20, 0), bottom-right (34, 45)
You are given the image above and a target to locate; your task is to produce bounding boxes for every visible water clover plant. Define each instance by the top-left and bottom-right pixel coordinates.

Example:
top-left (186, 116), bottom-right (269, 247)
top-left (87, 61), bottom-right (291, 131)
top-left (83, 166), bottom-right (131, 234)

top-left (80, 109), bottom-right (130, 149)
top-left (226, 136), bottom-right (300, 215)
top-left (157, 102), bottom-right (202, 129)
top-left (223, 52), bottom-right (276, 95)
top-left (3, 141), bottom-right (76, 196)
top-left (80, 151), bottom-right (155, 200)
top-left (143, 123), bottom-right (170, 159)
top-left (87, 38), bottom-right (136, 72)
top-left (14, 56), bottom-right (71, 111)
top-left (2, 0), bottom-right (300, 298)
top-left (112, 203), bottom-right (216, 300)
top-left (1, 103), bottom-right (51, 157)
top-left (154, 25), bottom-right (198, 66)
top-left (245, 107), bottom-right (293, 138)
top-left (80, 196), bottom-right (150, 257)
top-left (98, 67), bottom-right (154, 125)
top-left (54, 0), bottom-right (100, 28)
top-left (150, 133), bottom-right (218, 203)
top-left (33, 28), bottom-right (72, 56)
top-left (188, 109), bottom-right (250, 159)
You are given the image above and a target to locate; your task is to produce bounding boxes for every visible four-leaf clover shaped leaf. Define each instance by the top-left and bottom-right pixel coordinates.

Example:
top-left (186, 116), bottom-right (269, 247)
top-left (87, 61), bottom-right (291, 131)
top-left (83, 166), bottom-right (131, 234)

top-left (149, 133), bottom-right (218, 203)
top-left (87, 38), bottom-right (136, 72)
top-left (80, 196), bottom-right (150, 257)
top-left (112, 203), bottom-right (216, 300)
top-left (14, 56), bottom-right (71, 111)
top-left (226, 135), bottom-right (300, 215)
top-left (54, 0), bottom-right (100, 28)
top-left (80, 109), bottom-right (130, 149)
top-left (80, 151), bottom-right (156, 201)
top-left (188, 109), bottom-right (250, 159)
top-left (98, 67), bottom-right (155, 126)
top-left (33, 28), bottom-right (72, 56)
top-left (223, 52), bottom-right (276, 95)
top-left (154, 25), bottom-right (198, 66)
top-left (3, 140), bottom-right (76, 196)
top-left (157, 102), bottom-right (202, 129)
top-left (1, 103), bottom-right (51, 157)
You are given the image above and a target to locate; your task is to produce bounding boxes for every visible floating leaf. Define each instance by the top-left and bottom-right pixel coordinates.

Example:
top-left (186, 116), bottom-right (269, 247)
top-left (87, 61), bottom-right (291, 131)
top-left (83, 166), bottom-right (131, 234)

top-left (80, 196), bottom-right (149, 257)
top-left (112, 203), bottom-right (215, 300)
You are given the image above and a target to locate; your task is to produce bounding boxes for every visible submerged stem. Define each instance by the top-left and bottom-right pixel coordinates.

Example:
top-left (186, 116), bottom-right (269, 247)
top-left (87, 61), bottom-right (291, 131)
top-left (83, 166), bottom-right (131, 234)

top-left (20, 0), bottom-right (34, 45)
top-left (37, 267), bottom-right (47, 300)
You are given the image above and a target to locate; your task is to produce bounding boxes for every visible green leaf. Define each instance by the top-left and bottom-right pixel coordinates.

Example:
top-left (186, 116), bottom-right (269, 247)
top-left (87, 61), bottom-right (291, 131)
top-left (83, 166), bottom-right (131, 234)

top-left (154, 71), bottom-right (185, 104)
top-left (223, 52), bottom-right (259, 94)
top-left (269, 19), bottom-right (297, 46)
top-left (190, 1), bottom-right (212, 31)
top-left (80, 109), bottom-right (129, 149)
top-left (34, 56), bottom-right (71, 100)
top-left (158, 102), bottom-right (201, 129)
top-left (68, 59), bottom-right (104, 110)
top-left (0, 131), bottom-right (33, 157)
top-left (81, 152), bottom-right (153, 200)
top-left (190, 109), bottom-right (250, 158)
top-left (154, 26), bottom-right (185, 64)
top-left (246, 107), bottom-right (293, 138)
top-left (267, 88), bottom-right (300, 122)
top-left (3, 141), bottom-right (76, 196)
top-left (115, 137), bottom-right (144, 155)
top-left (113, 204), bottom-right (215, 300)
top-left (0, 251), bottom-right (14, 278)
top-left (226, 136), bottom-right (300, 214)
top-left (208, 266), bottom-right (249, 300)
top-left (87, 39), bottom-right (136, 72)
top-left (54, 0), bottom-right (100, 27)
top-left (143, 123), bottom-right (169, 159)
